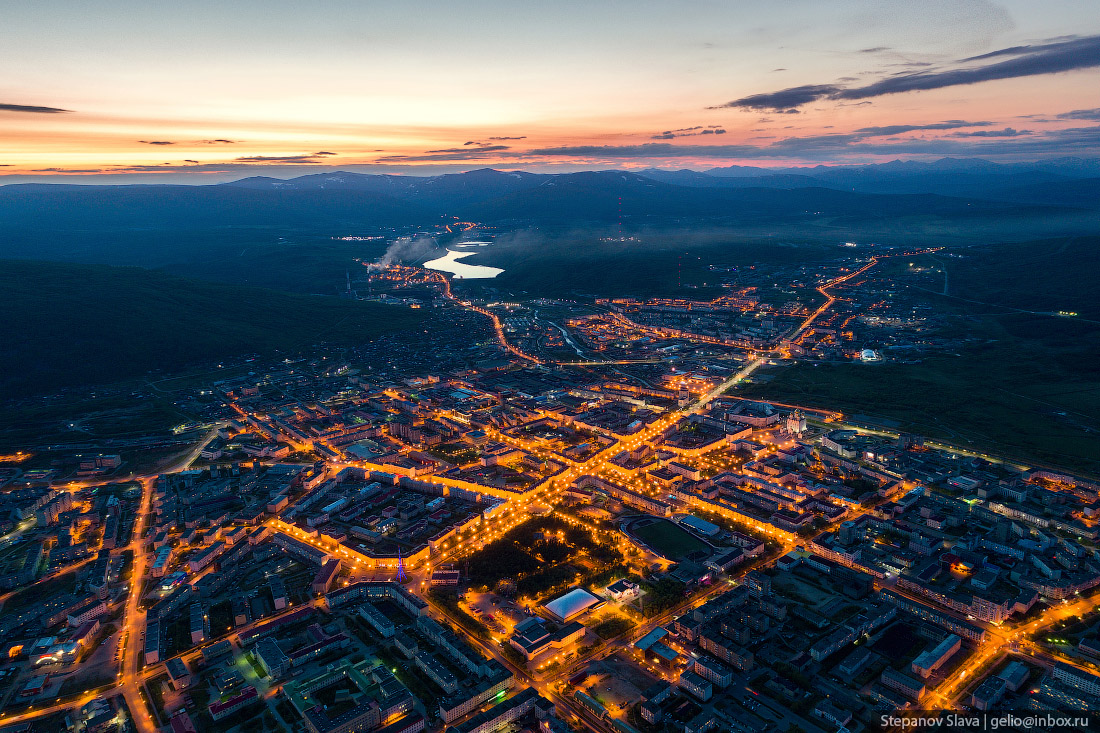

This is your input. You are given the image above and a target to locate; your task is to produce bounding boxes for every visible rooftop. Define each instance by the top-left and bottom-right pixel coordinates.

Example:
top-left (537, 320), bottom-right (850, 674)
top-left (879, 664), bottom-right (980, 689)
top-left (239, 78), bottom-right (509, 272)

top-left (542, 587), bottom-right (603, 622)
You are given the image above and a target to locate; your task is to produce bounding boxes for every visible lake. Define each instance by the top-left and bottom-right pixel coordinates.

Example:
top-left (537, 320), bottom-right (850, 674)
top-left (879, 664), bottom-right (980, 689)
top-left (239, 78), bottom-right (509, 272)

top-left (423, 247), bottom-right (503, 279)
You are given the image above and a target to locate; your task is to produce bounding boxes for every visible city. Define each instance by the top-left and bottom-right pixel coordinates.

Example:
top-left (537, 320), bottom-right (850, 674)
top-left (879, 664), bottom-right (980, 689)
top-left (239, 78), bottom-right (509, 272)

top-left (1, 235), bottom-right (1098, 733)
top-left (2, 3), bottom-right (1100, 733)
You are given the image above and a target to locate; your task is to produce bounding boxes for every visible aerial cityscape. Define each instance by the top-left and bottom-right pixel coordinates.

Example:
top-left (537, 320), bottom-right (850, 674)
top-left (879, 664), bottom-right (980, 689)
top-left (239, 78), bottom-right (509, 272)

top-left (1, 3), bottom-right (1099, 733)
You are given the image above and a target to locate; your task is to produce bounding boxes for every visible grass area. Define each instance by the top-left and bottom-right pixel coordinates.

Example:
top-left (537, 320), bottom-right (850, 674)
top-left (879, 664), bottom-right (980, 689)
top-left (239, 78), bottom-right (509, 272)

top-left (275, 698), bottom-right (302, 725)
top-left (147, 674), bottom-right (169, 724)
top-left (638, 577), bottom-right (687, 617)
top-left (247, 651), bottom-right (268, 679)
top-left (0, 259), bottom-right (423, 396)
top-left (872, 622), bottom-right (923, 660)
top-left (0, 392), bottom-right (190, 451)
top-left (739, 344), bottom-right (1100, 475)
top-left (428, 589), bottom-right (490, 639)
top-left (426, 443), bottom-right (478, 464)
top-left (461, 230), bottom-right (837, 300)
top-left (946, 236), bottom-right (1100, 320)
top-left (592, 617), bottom-right (636, 639)
top-left (738, 236), bottom-right (1100, 475)
top-left (56, 671), bottom-right (117, 698)
top-left (628, 519), bottom-right (710, 561)
top-left (2, 569), bottom-right (77, 613)
top-left (209, 600), bottom-right (234, 636)
top-left (464, 515), bottom-right (627, 600)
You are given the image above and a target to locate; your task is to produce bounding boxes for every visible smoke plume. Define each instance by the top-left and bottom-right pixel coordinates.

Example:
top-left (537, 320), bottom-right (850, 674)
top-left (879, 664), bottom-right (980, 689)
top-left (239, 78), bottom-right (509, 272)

top-left (377, 235), bottom-right (440, 266)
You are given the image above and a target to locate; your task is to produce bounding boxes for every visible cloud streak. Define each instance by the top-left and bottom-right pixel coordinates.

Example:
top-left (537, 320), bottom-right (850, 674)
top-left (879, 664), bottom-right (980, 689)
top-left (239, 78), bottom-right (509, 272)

top-left (380, 145), bottom-right (513, 161)
top-left (652, 125), bottom-right (727, 140)
top-left (234, 153), bottom-right (335, 163)
top-left (522, 124), bottom-right (1100, 161)
top-left (0, 102), bottom-right (71, 114)
top-left (1057, 108), bottom-right (1100, 121)
top-left (713, 35), bottom-right (1100, 112)
top-left (948, 127), bottom-right (1031, 137)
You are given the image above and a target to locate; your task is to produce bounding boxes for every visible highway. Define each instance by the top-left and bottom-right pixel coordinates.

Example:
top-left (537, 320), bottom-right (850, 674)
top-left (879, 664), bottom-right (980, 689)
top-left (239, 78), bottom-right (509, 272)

top-left (117, 475), bottom-right (159, 732)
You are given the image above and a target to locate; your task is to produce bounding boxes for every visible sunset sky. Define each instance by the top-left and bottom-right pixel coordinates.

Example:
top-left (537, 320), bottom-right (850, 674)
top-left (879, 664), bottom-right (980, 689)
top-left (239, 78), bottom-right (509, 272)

top-left (3, 0), bottom-right (1100, 182)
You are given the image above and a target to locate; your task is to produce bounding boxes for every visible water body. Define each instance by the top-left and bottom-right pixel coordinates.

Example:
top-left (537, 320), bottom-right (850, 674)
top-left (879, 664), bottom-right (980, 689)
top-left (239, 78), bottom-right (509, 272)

top-left (424, 248), bottom-right (503, 279)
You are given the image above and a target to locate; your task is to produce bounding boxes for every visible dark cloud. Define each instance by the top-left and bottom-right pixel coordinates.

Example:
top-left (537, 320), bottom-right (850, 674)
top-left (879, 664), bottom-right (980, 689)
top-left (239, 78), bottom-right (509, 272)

top-left (234, 154), bottom-right (330, 163)
top-left (314, 151), bottom-right (337, 156)
top-left (139, 140), bottom-right (175, 145)
top-left (859, 47), bottom-right (890, 53)
top-left (424, 145), bottom-right (510, 154)
top-left (960, 45), bottom-right (1032, 62)
top-left (184, 159), bottom-right (200, 163)
top-left (1057, 108), bottom-right (1100, 121)
top-left (651, 125), bottom-right (727, 140)
top-left (959, 36), bottom-right (1079, 62)
top-left (375, 146), bottom-right (512, 162)
top-left (522, 124), bottom-right (1100, 161)
top-left (853, 120), bottom-right (992, 136)
top-left (201, 139), bottom-right (237, 144)
top-left (0, 102), bottom-right (71, 114)
top-left (835, 36), bottom-right (1100, 101)
top-left (948, 127), bottom-right (1031, 137)
top-left (31, 167), bottom-right (104, 172)
top-left (107, 164), bottom-right (239, 172)
top-left (713, 34), bottom-right (1100, 112)
top-left (710, 83), bottom-right (841, 112)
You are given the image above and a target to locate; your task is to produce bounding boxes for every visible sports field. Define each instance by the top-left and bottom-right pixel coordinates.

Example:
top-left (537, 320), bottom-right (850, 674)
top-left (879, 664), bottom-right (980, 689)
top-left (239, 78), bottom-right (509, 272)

top-left (628, 518), bottom-right (710, 561)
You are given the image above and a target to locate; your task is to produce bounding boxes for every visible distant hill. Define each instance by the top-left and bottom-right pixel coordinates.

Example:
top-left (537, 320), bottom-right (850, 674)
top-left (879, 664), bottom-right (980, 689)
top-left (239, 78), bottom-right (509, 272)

top-left (224, 167), bottom-right (544, 209)
top-left (0, 183), bottom-right (431, 230)
top-left (700, 156), bottom-right (1100, 197)
top-left (983, 177), bottom-right (1100, 208)
top-left (3, 160), bottom-right (1094, 235)
top-left (0, 260), bottom-right (422, 396)
top-left (1, 162), bottom-right (1097, 273)
top-left (460, 170), bottom-right (1056, 223)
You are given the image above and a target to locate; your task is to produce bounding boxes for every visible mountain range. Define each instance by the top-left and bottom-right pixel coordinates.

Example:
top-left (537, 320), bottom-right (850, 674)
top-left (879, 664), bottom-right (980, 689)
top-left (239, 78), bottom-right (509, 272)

top-left (3, 158), bottom-right (1099, 231)
top-left (1, 158), bottom-right (1098, 274)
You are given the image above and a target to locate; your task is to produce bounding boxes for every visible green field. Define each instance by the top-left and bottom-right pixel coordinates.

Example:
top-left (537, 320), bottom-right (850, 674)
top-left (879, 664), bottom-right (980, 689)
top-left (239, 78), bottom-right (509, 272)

top-left (628, 518), bottom-right (710, 561)
top-left (454, 228), bottom-right (840, 299)
top-left (0, 259), bottom-right (423, 396)
top-left (741, 351), bottom-right (1100, 476)
top-left (738, 237), bottom-right (1100, 476)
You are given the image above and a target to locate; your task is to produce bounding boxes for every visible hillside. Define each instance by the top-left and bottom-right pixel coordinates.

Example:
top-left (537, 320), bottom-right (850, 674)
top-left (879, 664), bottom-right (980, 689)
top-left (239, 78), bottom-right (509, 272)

top-left (0, 166), bottom-right (1087, 236)
top-left (0, 183), bottom-right (431, 230)
top-left (461, 170), bottom-right (1054, 223)
top-left (0, 260), bottom-right (423, 396)
top-left (1, 166), bottom-right (1097, 287)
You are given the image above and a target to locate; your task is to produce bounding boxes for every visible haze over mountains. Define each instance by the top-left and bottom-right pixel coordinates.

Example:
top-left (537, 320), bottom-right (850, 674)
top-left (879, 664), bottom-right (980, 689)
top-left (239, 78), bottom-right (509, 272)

top-left (2, 157), bottom-right (1097, 270)
top-left (1, 158), bottom-right (1097, 230)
